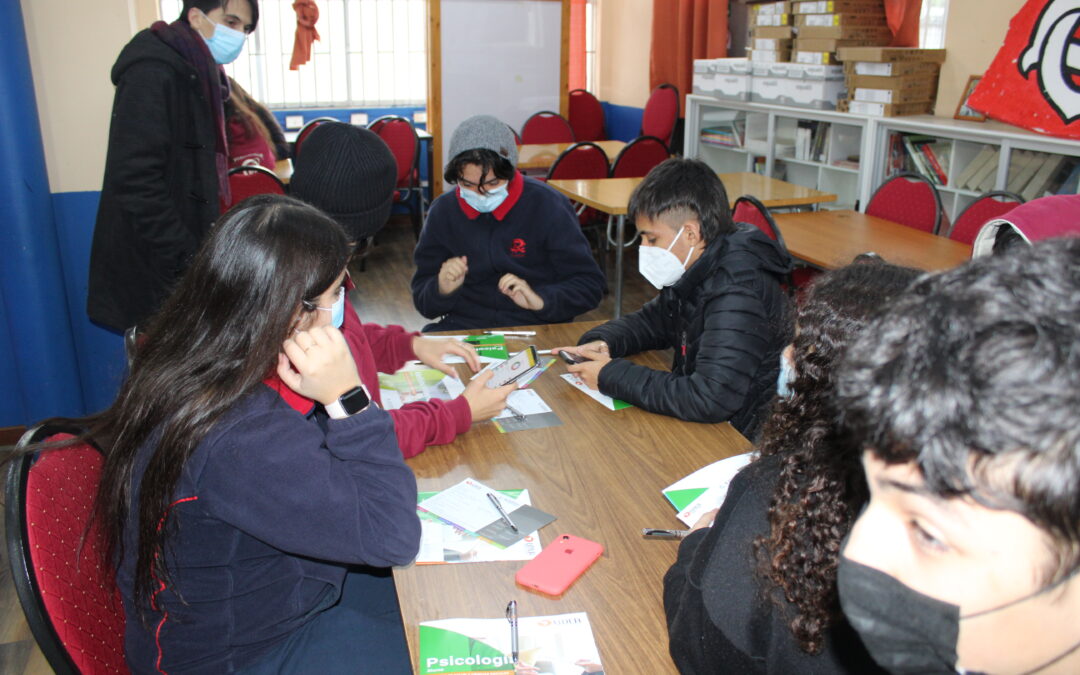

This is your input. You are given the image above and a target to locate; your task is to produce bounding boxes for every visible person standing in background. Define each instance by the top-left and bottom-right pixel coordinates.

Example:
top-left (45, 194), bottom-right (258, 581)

top-left (226, 75), bottom-right (288, 170)
top-left (87, 0), bottom-right (258, 334)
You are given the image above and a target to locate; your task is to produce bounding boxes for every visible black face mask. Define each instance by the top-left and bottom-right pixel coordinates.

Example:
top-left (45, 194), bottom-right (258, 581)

top-left (838, 557), bottom-right (1080, 675)
top-left (837, 558), bottom-right (960, 674)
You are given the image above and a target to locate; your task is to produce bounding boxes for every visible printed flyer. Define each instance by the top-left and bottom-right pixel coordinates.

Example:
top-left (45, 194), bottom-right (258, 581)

top-left (419, 612), bottom-right (603, 675)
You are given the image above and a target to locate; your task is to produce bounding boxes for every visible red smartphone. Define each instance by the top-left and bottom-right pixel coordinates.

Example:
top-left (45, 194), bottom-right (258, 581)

top-left (515, 534), bottom-right (603, 596)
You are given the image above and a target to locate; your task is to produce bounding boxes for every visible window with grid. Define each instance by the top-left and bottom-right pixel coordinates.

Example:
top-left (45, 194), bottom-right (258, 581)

top-left (158, 0), bottom-right (428, 108)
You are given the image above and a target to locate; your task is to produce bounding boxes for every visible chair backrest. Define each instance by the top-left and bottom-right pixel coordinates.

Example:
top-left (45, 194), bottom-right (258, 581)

top-left (947, 191), bottom-right (1025, 244)
top-left (520, 111), bottom-right (575, 144)
top-left (6, 425), bottom-right (128, 675)
top-left (732, 195), bottom-right (786, 246)
top-left (610, 136), bottom-right (670, 178)
top-left (865, 172), bottom-right (945, 234)
top-left (226, 165), bottom-right (286, 208)
top-left (640, 83), bottom-right (679, 148)
top-left (370, 116), bottom-right (417, 187)
top-left (546, 142), bottom-right (610, 181)
top-left (567, 89), bottom-right (605, 142)
top-left (293, 116), bottom-right (338, 158)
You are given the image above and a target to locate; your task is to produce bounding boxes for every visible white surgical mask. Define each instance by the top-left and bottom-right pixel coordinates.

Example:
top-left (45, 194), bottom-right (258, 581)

top-left (460, 183), bottom-right (509, 213)
top-left (777, 349), bottom-right (795, 397)
top-left (315, 287), bottom-right (346, 328)
top-left (638, 227), bottom-right (694, 289)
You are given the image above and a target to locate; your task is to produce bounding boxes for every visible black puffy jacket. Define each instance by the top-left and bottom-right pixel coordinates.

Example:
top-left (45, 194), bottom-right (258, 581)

top-left (87, 30), bottom-right (220, 333)
top-left (580, 225), bottom-right (791, 437)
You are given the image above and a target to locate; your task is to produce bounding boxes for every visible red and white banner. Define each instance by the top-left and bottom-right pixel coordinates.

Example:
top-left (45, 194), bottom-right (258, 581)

top-left (968, 0), bottom-right (1080, 139)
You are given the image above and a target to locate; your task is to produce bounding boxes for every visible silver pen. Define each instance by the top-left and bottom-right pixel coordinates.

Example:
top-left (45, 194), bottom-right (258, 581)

top-left (505, 402), bottom-right (526, 421)
top-left (487, 492), bottom-right (519, 532)
top-left (642, 528), bottom-right (691, 539)
top-left (484, 330), bottom-right (537, 336)
top-left (506, 600), bottom-right (519, 662)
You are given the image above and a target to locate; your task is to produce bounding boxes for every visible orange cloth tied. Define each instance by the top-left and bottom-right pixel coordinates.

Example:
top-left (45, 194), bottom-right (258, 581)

top-left (290, 0), bottom-right (320, 70)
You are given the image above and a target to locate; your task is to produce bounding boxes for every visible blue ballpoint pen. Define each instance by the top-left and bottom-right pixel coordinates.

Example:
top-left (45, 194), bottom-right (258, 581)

top-left (506, 600), bottom-right (519, 663)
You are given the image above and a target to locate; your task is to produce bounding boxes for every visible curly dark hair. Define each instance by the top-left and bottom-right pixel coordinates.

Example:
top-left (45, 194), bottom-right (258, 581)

top-left (753, 257), bottom-right (921, 654)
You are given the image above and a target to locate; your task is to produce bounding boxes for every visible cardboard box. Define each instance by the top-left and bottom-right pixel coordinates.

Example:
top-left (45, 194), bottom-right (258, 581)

top-left (752, 1), bottom-right (792, 15)
top-left (794, 0), bottom-right (885, 14)
top-left (846, 99), bottom-right (935, 116)
top-left (749, 48), bottom-right (793, 63)
top-left (795, 50), bottom-right (838, 65)
top-left (751, 13), bottom-right (790, 26)
top-left (797, 25), bottom-right (893, 40)
top-left (795, 37), bottom-right (888, 52)
top-left (752, 25), bottom-right (795, 39)
top-left (845, 60), bottom-right (941, 77)
top-left (795, 13), bottom-right (887, 26)
top-left (753, 37), bottom-right (793, 50)
top-left (836, 47), bottom-right (947, 63)
top-left (847, 73), bottom-right (939, 102)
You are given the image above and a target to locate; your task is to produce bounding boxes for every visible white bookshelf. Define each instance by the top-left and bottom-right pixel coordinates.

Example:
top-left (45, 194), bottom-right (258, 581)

top-left (685, 94), bottom-right (1080, 219)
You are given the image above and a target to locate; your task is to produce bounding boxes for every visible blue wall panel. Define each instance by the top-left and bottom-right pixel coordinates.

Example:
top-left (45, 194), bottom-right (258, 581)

top-left (52, 192), bottom-right (126, 415)
top-left (601, 102), bottom-right (644, 143)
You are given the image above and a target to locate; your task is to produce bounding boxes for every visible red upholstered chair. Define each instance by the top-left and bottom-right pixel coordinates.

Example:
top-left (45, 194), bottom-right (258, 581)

top-left (369, 115), bottom-right (424, 238)
top-left (865, 172), bottom-right (946, 234)
top-left (6, 424), bottom-right (128, 675)
top-left (640, 83), bottom-right (679, 149)
top-left (520, 111), bottom-right (575, 144)
top-left (293, 116), bottom-right (338, 159)
top-left (567, 89), bottom-right (605, 142)
top-left (732, 195), bottom-right (798, 289)
top-left (946, 191), bottom-right (1024, 244)
top-left (226, 165), bottom-right (286, 209)
top-left (610, 136), bottom-right (670, 178)
top-left (547, 142), bottom-right (611, 261)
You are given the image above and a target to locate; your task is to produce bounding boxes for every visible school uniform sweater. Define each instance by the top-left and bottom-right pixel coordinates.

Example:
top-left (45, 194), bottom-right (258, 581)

top-left (341, 300), bottom-right (472, 458)
top-left (411, 172), bottom-right (605, 330)
top-left (118, 381), bottom-right (421, 674)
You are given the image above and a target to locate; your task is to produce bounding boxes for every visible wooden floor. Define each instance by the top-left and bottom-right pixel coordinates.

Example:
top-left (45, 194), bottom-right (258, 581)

top-left (0, 215), bottom-right (658, 674)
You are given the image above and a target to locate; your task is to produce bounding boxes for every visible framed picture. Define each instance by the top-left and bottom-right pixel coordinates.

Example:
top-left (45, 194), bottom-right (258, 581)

top-left (955, 75), bottom-right (987, 122)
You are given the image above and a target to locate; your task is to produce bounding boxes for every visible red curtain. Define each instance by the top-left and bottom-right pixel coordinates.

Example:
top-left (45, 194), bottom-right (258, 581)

top-left (885, 0), bottom-right (921, 47)
top-left (568, 0), bottom-right (587, 91)
top-left (650, 0), bottom-right (728, 116)
top-left (290, 0), bottom-right (320, 71)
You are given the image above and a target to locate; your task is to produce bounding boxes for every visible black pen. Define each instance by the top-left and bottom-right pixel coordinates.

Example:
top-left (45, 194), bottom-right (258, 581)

top-left (506, 600), bottom-right (519, 663)
top-left (487, 492), bottom-right (519, 532)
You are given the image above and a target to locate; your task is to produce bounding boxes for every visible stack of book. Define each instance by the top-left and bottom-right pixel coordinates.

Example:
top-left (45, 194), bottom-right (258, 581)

top-left (959, 148), bottom-right (1080, 200)
top-left (792, 0), bottom-right (891, 66)
top-left (700, 123), bottom-right (745, 148)
top-left (791, 120), bottom-right (832, 162)
top-left (886, 133), bottom-right (950, 185)
top-left (748, 1), bottom-right (793, 64)
top-left (837, 47), bottom-right (946, 116)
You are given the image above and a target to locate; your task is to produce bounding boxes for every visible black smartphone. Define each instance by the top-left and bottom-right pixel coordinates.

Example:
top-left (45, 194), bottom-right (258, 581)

top-left (558, 350), bottom-right (588, 365)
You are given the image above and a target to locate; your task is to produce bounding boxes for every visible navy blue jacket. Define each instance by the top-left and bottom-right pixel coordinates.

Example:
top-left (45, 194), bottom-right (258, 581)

top-left (117, 381), bottom-right (420, 674)
top-left (580, 225), bottom-right (791, 436)
top-left (411, 173), bottom-right (605, 330)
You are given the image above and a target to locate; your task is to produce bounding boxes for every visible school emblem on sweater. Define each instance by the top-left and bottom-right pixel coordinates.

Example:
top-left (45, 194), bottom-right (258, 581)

top-left (967, 0), bottom-right (1080, 138)
top-left (510, 238), bottom-right (527, 257)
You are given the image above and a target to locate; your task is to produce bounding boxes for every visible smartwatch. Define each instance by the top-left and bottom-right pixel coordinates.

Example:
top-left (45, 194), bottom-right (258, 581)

top-left (325, 384), bottom-right (373, 419)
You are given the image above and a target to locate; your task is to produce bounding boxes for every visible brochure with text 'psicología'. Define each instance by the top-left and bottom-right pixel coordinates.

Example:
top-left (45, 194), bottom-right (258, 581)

top-left (419, 612), bottom-right (602, 675)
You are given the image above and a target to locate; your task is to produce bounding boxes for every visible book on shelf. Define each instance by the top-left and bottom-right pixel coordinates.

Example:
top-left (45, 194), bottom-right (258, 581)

top-left (1007, 150), bottom-right (1041, 193)
top-left (917, 141), bottom-right (949, 185)
top-left (972, 153), bottom-right (1001, 192)
top-left (701, 124), bottom-right (743, 148)
top-left (1054, 160), bottom-right (1080, 195)
top-left (1021, 154), bottom-right (1068, 201)
top-left (958, 147), bottom-right (1000, 191)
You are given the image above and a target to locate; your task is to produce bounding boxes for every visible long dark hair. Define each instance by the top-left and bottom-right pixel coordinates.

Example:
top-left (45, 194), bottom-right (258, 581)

top-left (88, 194), bottom-right (351, 615)
top-left (753, 258), bottom-right (921, 653)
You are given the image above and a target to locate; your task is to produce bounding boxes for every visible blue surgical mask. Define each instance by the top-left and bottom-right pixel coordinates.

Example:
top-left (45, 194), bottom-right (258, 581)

top-left (777, 349), bottom-right (795, 397)
top-left (316, 287), bottom-right (346, 329)
top-left (460, 183), bottom-right (509, 213)
top-left (200, 11), bottom-right (247, 65)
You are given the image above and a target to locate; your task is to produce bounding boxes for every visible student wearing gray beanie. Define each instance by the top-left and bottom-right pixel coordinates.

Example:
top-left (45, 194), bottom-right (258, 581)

top-left (412, 114), bottom-right (605, 331)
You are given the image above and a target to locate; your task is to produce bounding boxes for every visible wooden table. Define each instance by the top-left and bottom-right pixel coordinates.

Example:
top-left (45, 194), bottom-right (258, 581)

top-left (517, 140), bottom-right (628, 171)
top-left (395, 321), bottom-right (752, 674)
top-left (775, 210), bottom-right (972, 272)
top-left (546, 174), bottom-right (838, 318)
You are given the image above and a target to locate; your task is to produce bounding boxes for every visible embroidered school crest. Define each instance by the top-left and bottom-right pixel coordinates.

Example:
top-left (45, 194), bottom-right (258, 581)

top-left (510, 239), bottom-right (527, 257)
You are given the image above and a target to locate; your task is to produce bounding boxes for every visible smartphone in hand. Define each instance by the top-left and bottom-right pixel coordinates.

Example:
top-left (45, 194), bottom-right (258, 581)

top-left (558, 350), bottom-right (588, 365)
top-left (485, 346), bottom-right (539, 388)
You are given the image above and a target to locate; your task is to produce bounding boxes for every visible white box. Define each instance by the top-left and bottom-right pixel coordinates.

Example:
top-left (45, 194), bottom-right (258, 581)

top-left (714, 60), bottom-right (753, 100)
top-left (751, 64), bottom-right (788, 104)
top-left (692, 60), bottom-right (715, 95)
top-left (786, 78), bottom-right (846, 109)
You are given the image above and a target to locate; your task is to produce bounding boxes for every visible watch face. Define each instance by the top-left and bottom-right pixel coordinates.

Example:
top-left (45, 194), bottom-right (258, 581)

top-left (340, 385), bottom-right (371, 415)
